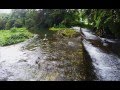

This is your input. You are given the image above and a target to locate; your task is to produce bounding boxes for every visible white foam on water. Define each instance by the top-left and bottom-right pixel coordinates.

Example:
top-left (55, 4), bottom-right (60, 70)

top-left (83, 39), bottom-right (120, 81)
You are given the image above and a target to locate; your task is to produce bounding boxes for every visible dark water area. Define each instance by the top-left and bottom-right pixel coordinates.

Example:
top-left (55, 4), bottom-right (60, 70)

top-left (82, 46), bottom-right (98, 80)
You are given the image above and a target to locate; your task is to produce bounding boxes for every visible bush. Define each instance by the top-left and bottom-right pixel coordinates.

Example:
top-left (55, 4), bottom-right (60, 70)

top-left (10, 27), bottom-right (18, 32)
top-left (0, 28), bottom-right (33, 46)
top-left (13, 19), bottom-right (23, 28)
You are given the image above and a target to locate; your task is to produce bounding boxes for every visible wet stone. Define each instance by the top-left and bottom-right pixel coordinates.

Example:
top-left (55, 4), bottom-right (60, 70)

top-left (0, 28), bottom-right (85, 81)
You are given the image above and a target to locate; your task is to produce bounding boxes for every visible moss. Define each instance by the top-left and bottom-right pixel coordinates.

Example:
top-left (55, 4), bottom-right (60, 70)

top-left (49, 27), bottom-right (66, 31)
top-left (49, 27), bottom-right (80, 38)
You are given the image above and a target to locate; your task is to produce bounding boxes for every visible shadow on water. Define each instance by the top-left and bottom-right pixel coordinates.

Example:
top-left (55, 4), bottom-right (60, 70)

top-left (82, 45), bottom-right (98, 80)
top-left (81, 28), bottom-right (120, 81)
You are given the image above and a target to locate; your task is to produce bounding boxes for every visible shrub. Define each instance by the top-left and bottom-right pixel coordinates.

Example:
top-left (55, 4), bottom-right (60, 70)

top-left (0, 28), bottom-right (33, 46)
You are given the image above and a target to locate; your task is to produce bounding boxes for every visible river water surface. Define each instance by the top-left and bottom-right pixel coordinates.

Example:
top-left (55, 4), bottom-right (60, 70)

top-left (0, 28), bottom-right (85, 81)
top-left (81, 28), bottom-right (120, 81)
top-left (1, 27), bottom-right (120, 81)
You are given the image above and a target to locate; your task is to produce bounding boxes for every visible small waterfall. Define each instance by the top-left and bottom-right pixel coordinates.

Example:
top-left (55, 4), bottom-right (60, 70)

top-left (81, 28), bottom-right (120, 81)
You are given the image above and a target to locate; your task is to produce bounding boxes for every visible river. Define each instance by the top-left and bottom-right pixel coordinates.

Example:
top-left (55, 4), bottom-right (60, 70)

top-left (81, 28), bottom-right (120, 81)
top-left (0, 28), bottom-right (85, 81)
top-left (0, 27), bottom-right (120, 81)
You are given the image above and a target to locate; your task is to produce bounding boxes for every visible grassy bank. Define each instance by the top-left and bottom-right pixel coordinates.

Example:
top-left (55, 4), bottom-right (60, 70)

top-left (49, 27), bottom-right (80, 38)
top-left (0, 27), bottom-right (33, 46)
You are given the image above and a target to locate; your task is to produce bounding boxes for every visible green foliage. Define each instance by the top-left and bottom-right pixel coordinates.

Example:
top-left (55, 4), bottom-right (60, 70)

top-left (0, 18), bottom-right (6, 30)
top-left (49, 27), bottom-right (68, 31)
top-left (13, 19), bottom-right (23, 28)
top-left (35, 9), bottom-right (80, 28)
top-left (1, 9), bottom-right (120, 39)
top-left (25, 18), bottom-right (35, 29)
top-left (0, 9), bottom-right (82, 46)
top-left (60, 29), bottom-right (79, 38)
top-left (0, 9), bottom-right (80, 31)
top-left (53, 24), bottom-right (66, 28)
top-left (5, 21), bottom-right (11, 30)
top-left (49, 27), bottom-right (80, 38)
top-left (80, 9), bottom-right (120, 38)
top-left (0, 28), bottom-right (33, 46)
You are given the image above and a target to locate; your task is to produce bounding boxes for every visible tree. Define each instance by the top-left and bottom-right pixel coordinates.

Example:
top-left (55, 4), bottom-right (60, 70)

top-left (80, 9), bottom-right (120, 38)
top-left (35, 9), bottom-right (80, 28)
top-left (14, 19), bottom-right (23, 28)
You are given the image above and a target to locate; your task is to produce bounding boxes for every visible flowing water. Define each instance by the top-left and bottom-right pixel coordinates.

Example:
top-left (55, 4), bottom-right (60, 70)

top-left (1, 27), bottom-right (120, 81)
top-left (0, 28), bottom-right (85, 81)
top-left (81, 28), bottom-right (120, 81)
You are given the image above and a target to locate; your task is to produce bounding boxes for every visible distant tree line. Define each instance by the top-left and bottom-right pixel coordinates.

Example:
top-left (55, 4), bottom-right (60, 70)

top-left (0, 9), bottom-right (80, 30)
top-left (0, 9), bottom-right (120, 38)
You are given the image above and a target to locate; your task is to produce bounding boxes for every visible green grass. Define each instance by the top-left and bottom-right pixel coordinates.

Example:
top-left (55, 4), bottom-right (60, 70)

top-left (49, 27), bottom-right (80, 38)
top-left (0, 27), bottom-right (33, 46)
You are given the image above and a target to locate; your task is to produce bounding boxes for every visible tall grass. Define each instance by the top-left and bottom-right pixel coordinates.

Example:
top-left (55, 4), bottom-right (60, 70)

top-left (0, 27), bottom-right (33, 46)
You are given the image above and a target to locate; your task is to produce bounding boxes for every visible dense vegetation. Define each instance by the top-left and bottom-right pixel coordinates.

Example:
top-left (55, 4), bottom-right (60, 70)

top-left (0, 9), bottom-right (80, 30)
top-left (0, 28), bottom-right (33, 46)
top-left (0, 9), bottom-right (120, 46)
top-left (0, 9), bottom-right (80, 46)
top-left (80, 9), bottom-right (120, 39)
